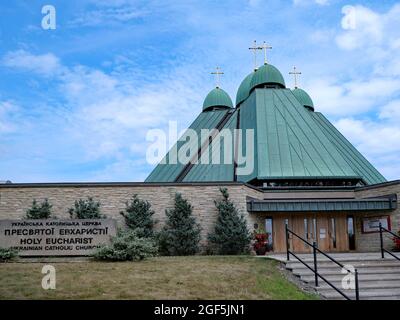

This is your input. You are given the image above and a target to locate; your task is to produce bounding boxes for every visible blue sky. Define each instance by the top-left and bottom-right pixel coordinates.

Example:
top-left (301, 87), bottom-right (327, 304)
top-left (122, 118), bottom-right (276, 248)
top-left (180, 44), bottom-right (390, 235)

top-left (1, 0), bottom-right (400, 182)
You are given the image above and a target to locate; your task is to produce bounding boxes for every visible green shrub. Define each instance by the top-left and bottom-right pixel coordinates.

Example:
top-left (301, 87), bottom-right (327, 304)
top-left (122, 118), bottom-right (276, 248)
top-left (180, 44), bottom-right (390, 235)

top-left (93, 230), bottom-right (158, 261)
top-left (208, 188), bottom-right (251, 255)
top-left (158, 193), bottom-right (201, 256)
top-left (0, 248), bottom-right (18, 262)
top-left (69, 197), bottom-right (105, 219)
top-left (120, 195), bottom-right (156, 237)
top-left (25, 199), bottom-right (53, 219)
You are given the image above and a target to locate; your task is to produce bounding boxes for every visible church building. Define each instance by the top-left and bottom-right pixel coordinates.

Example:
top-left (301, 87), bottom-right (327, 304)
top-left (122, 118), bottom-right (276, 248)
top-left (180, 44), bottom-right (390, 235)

top-left (145, 45), bottom-right (398, 254)
top-left (0, 44), bottom-right (398, 254)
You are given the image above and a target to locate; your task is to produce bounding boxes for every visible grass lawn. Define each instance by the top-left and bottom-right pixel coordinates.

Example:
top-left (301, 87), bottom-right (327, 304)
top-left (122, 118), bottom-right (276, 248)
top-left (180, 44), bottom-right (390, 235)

top-left (0, 256), bottom-right (318, 300)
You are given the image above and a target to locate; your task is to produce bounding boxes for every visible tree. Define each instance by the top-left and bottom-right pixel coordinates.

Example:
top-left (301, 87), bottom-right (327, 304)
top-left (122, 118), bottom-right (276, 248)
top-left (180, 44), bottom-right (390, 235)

top-left (25, 199), bottom-right (52, 219)
top-left (69, 197), bottom-right (104, 219)
top-left (158, 193), bottom-right (201, 256)
top-left (208, 188), bottom-right (251, 255)
top-left (93, 229), bottom-right (158, 262)
top-left (120, 195), bottom-right (156, 238)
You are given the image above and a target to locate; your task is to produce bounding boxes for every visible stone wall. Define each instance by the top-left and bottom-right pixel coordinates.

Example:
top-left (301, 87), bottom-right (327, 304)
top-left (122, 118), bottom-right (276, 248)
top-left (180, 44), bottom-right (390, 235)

top-left (0, 183), bottom-right (263, 250)
top-left (354, 181), bottom-right (400, 252)
top-left (1, 181), bottom-right (399, 253)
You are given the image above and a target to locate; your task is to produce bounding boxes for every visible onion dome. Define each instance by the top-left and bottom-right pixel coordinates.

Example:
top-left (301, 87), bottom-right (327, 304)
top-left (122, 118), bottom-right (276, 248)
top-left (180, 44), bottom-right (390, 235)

top-left (249, 64), bottom-right (286, 91)
top-left (292, 88), bottom-right (314, 111)
top-left (236, 72), bottom-right (254, 107)
top-left (203, 87), bottom-right (233, 112)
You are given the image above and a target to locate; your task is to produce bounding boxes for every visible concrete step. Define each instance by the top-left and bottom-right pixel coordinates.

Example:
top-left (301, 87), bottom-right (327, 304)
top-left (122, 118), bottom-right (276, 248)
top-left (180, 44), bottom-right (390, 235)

top-left (293, 267), bottom-right (400, 277)
top-left (274, 253), bottom-right (400, 300)
top-left (317, 280), bottom-right (400, 290)
top-left (301, 273), bottom-right (400, 283)
top-left (319, 288), bottom-right (400, 300)
top-left (286, 260), bottom-right (400, 270)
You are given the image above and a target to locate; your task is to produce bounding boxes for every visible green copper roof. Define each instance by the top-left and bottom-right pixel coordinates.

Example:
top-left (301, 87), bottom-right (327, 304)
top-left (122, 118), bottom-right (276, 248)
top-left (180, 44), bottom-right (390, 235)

top-left (292, 88), bottom-right (314, 111)
top-left (145, 109), bottom-right (230, 182)
top-left (203, 87), bottom-right (233, 112)
top-left (146, 86), bottom-right (385, 185)
top-left (249, 64), bottom-right (286, 91)
top-left (183, 110), bottom-right (238, 182)
top-left (236, 72), bottom-right (254, 106)
top-left (310, 112), bottom-right (386, 185)
top-left (237, 88), bottom-right (360, 182)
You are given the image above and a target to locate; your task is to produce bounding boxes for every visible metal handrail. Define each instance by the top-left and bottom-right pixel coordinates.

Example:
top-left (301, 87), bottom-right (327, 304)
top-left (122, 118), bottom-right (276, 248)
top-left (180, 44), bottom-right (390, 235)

top-left (285, 225), bottom-right (360, 300)
top-left (379, 223), bottom-right (400, 261)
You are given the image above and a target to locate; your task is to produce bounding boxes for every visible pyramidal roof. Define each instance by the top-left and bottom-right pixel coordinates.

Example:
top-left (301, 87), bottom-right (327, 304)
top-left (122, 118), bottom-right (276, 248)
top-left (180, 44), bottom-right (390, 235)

top-left (146, 64), bottom-right (386, 186)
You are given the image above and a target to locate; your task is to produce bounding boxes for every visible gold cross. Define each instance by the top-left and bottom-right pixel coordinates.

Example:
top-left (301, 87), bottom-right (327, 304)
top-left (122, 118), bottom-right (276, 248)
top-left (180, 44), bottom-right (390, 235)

top-left (248, 40), bottom-right (263, 71)
top-left (289, 66), bottom-right (302, 88)
top-left (211, 66), bottom-right (224, 88)
top-left (261, 41), bottom-right (272, 64)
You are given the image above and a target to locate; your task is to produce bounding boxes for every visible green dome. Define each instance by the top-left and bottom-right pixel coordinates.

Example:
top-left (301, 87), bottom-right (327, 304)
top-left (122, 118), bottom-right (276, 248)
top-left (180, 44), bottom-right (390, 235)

top-left (203, 87), bottom-right (233, 112)
top-left (292, 88), bottom-right (314, 111)
top-left (249, 64), bottom-right (286, 91)
top-left (236, 72), bottom-right (254, 106)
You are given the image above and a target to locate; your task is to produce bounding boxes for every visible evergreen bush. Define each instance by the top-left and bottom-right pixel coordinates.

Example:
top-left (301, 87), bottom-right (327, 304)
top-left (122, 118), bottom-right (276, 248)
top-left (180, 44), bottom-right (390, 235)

top-left (158, 193), bottom-right (201, 256)
top-left (120, 195), bottom-right (155, 238)
top-left (69, 197), bottom-right (105, 219)
top-left (0, 248), bottom-right (18, 262)
top-left (25, 199), bottom-right (53, 219)
top-left (208, 188), bottom-right (251, 255)
top-left (93, 230), bottom-right (158, 261)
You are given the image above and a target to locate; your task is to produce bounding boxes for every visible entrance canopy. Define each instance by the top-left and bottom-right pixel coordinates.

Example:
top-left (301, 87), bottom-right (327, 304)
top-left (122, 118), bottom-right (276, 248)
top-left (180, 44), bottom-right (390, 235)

top-left (247, 195), bottom-right (397, 213)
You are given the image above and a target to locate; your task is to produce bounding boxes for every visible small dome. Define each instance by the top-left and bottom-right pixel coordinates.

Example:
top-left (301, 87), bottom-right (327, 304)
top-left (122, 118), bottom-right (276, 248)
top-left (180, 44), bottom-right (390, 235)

top-left (292, 88), bottom-right (314, 111)
top-left (249, 64), bottom-right (286, 91)
top-left (203, 87), bottom-right (233, 112)
top-left (236, 72), bottom-right (254, 106)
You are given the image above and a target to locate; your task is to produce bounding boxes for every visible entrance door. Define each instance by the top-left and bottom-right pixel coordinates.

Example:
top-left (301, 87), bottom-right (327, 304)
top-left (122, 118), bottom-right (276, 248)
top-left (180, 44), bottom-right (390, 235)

top-left (272, 216), bottom-right (290, 253)
top-left (272, 213), bottom-right (350, 253)
top-left (306, 213), bottom-right (349, 252)
top-left (291, 214), bottom-right (316, 253)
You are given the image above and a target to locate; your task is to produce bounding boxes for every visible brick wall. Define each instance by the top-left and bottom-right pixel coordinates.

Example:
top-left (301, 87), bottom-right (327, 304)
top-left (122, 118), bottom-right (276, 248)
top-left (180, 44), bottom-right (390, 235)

top-left (354, 182), bottom-right (400, 252)
top-left (1, 181), bottom-right (399, 253)
top-left (0, 183), bottom-right (263, 250)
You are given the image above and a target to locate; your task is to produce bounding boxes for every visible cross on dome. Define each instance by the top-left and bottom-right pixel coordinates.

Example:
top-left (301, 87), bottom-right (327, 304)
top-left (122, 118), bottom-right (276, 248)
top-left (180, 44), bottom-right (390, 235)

top-left (211, 66), bottom-right (224, 88)
top-left (248, 40), bottom-right (263, 71)
top-left (289, 66), bottom-right (302, 88)
top-left (261, 41), bottom-right (272, 64)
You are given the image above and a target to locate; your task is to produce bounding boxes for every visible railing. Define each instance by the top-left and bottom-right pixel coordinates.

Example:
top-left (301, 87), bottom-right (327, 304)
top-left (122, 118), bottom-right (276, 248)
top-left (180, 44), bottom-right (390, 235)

top-left (379, 223), bottom-right (400, 261)
top-left (285, 225), bottom-right (360, 300)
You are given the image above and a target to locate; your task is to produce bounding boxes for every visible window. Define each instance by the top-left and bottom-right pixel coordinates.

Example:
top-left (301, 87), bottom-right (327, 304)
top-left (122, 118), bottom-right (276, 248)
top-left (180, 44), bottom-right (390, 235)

top-left (347, 216), bottom-right (356, 250)
top-left (304, 218), bottom-right (308, 249)
top-left (331, 218), bottom-right (337, 249)
top-left (265, 218), bottom-right (273, 252)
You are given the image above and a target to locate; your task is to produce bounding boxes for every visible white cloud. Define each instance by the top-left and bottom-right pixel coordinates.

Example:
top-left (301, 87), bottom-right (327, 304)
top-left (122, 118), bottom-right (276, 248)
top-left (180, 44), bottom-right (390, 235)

top-left (0, 101), bottom-right (19, 133)
top-left (293, 0), bottom-right (329, 6)
top-left (2, 50), bottom-right (61, 76)
top-left (379, 99), bottom-right (400, 122)
top-left (334, 118), bottom-right (400, 180)
top-left (336, 4), bottom-right (400, 51)
top-left (0, 49), bottom-right (207, 171)
top-left (306, 77), bottom-right (400, 116)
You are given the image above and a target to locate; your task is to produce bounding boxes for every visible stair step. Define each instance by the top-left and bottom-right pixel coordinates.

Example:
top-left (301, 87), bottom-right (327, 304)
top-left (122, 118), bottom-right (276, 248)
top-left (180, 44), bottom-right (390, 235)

top-left (316, 280), bottom-right (400, 290)
top-left (301, 273), bottom-right (400, 283)
top-left (286, 261), bottom-right (400, 270)
top-left (293, 267), bottom-right (400, 277)
top-left (320, 288), bottom-right (400, 300)
top-left (274, 253), bottom-right (400, 300)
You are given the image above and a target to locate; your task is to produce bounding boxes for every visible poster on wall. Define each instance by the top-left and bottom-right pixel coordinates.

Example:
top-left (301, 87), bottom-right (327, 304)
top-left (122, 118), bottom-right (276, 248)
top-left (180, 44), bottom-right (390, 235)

top-left (362, 216), bottom-right (391, 234)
